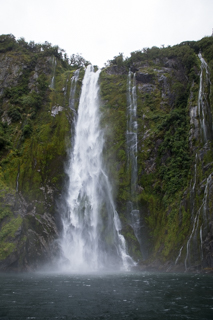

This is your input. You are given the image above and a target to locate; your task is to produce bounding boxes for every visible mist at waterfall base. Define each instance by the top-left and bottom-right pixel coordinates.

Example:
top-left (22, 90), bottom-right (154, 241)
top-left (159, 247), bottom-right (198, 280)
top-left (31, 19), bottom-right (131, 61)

top-left (1, 272), bottom-right (213, 320)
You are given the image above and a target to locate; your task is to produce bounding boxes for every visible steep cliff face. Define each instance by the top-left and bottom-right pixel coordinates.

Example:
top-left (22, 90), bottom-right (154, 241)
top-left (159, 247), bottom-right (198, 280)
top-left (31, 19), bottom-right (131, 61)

top-left (0, 34), bottom-right (213, 272)
top-left (100, 38), bottom-right (213, 272)
top-left (0, 34), bottom-right (83, 270)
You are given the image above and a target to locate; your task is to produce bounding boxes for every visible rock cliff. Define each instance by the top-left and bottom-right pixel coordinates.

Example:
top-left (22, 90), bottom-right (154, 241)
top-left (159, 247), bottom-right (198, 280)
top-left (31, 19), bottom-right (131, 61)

top-left (0, 34), bottom-right (213, 272)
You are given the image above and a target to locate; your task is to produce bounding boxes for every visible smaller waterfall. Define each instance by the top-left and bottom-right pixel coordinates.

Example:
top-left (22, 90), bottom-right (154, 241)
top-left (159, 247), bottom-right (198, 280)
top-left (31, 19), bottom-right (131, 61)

top-left (175, 154), bottom-right (199, 267)
top-left (127, 71), bottom-right (138, 195)
top-left (126, 71), bottom-right (142, 251)
top-left (190, 154), bottom-right (198, 227)
top-left (175, 246), bottom-right (183, 265)
top-left (200, 225), bottom-right (203, 261)
top-left (185, 173), bottom-right (212, 270)
top-left (16, 172), bottom-right (19, 192)
top-left (183, 70), bottom-right (213, 269)
top-left (69, 69), bottom-right (80, 114)
top-left (50, 76), bottom-right (55, 89)
top-left (66, 69), bottom-right (80, 145)
top-left (50, 57), bottom-right (57, 89)
top-left (202, 174), bottom-right (212, 232)
top-left (197, 53), bottom-right (212, 143)
top-left (192, 154), bottom-right (197, 192)
top-left (185, 209), bottom-right (200, 270)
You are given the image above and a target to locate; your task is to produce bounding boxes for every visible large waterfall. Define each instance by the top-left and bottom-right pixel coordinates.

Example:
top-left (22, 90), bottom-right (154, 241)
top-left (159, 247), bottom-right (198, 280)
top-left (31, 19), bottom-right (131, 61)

top-left (59, 66), bottom-right (134, 272)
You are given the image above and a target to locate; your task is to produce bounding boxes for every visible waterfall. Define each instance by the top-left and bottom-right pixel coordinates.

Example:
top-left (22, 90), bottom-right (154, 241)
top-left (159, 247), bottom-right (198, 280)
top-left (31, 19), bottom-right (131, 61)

top-left (192, 154), bottom-right (197, 192)
top-left (183, 54), bottom-right (212, 270)
top-left (127, 71), bottom-right (138, 196)
top-left (59, 66), bottom-right (134, 272)
top-left (50, 57), bottom-right (57, 89)
top-left (69, 69), bottom-right (80, 113)
top-left (175, 246), bottom-right (183, 265)
top-left (126, 71), bottom-right (143, 255)
top-left (200, 225), bottom-right (203, 261)
top-left (185, 173), bottom-right (212, 270)
top-left (16, 172), bottom-right (19, 192)
top-left (198, 53), bottom-right (212, 143)
top-left (68, 69), bottom-right (80, 140)
top-left (175, 154), bottom-right (198, 267)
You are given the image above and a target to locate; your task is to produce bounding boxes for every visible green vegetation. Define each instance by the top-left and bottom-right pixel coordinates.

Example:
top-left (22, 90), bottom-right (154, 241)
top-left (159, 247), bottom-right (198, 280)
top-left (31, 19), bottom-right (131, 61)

top-left (101, 36), bottom-right (213, 264)
top-left (156, 108), bottom-right (191, 197)
top-left (0, 208), bottom-right (22, 260)
top-left (0, 34), bottom-right (84, 264)
top-left (1, 33), bottom-right (213, 268)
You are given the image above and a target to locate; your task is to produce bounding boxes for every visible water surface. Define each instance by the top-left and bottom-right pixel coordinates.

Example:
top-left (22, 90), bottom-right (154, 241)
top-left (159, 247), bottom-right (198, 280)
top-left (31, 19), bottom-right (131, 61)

top-left (0, 272), bottom-right (212, 319)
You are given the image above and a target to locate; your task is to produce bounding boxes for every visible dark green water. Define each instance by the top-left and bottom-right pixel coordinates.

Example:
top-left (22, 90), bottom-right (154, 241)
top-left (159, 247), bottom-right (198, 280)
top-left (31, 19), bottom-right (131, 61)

top-left (0, 272), bottom-right (212, 319)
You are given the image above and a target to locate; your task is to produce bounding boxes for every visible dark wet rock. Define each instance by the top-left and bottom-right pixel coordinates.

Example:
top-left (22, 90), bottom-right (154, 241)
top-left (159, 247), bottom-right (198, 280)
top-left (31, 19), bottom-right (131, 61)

top-left (138, 83), bottom-right (156, 93)
top-left (164, 58), bottom-right (177, 68)
top-left (144, 158), bottom-right (156, 174)
top-left (130, 65), bottom-right (139, 73)
top-left (136, 72), bottom-right (154, 83)
top-left (106, 65), bottom-right (127, 75)
top-left (0, 190), bottom-right (58, 272)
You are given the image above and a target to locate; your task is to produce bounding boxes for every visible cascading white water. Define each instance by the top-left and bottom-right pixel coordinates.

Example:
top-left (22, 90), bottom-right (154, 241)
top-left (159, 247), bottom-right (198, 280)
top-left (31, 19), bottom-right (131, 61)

top-left (175, 153), bottom-right (198, 266)
top-left (198, 53), bottom-right (211, 142)
top-left (126, 71), bottom-right (142, 250)
top-left (200, 225), bottom-right (203, 261)
top-left (59, 65), bottom-right (134, 272)
top-left (185, 173), bottom-right (212, 270)
top-left (192, 154), bottom-right (198, 192)
top-left (175, 246), bottom-right (183, 265)
top-left (185, 208), bottom-right (200, 270)
top-left (182, 54), bottom-right (212, 270)
top-left (127, 71), bottom-right (138, 195)
top-left (68, 69), bottom-right (80, 142)
top-left (50, 57), bottom-right (57, 89)
top-left (69, 69), bottom-right (80, 113)
top-left (16, 172), bottom-right (19, 192)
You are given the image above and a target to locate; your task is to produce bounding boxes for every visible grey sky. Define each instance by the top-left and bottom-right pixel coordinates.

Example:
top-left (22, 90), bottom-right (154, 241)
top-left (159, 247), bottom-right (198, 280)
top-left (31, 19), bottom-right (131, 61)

top-left (0, 0), bottom-right (212, 67)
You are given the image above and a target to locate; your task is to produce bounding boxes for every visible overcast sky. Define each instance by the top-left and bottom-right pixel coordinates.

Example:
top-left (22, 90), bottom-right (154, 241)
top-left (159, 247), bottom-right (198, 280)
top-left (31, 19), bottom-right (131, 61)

top-left (0, 0), bottom-right (212, 67)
